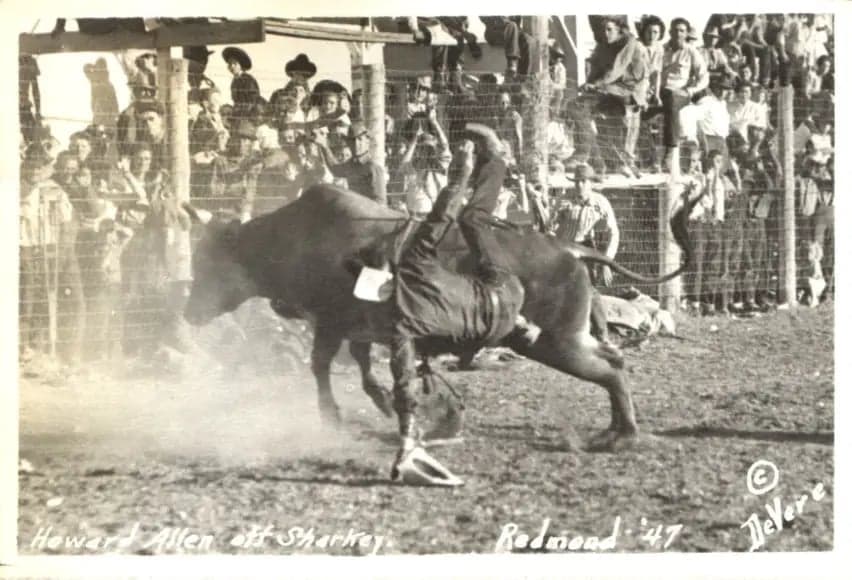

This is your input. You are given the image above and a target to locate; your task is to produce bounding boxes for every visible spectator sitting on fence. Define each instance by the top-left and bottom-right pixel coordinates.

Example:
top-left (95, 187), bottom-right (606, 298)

top-left (636, 15), bottom-right (666, 173)
top-left (284, 52), bottom-right (317, 91)
top-left (586, 15), bottom-right (648, 179)
top-left (223, 46), bottom-right (260, 122)
top-left (116, 78), bottom-right (156, 159)
top-left (698, 26), bottom-right (739, 86)
top-left (658, 17), bottom-right (709, 173)
top-left (209, 120), bottom-right (263, 220)
top-left (19, 54), bottom-right (41, 145)
top-left (314, 120), bottom-right (387, 205)
top-left (397, 110), bottom-right (452, 219)
top-left (183, 45), bottom-right (216, 107)
top-left (704, 14), bottom-right (744, 48)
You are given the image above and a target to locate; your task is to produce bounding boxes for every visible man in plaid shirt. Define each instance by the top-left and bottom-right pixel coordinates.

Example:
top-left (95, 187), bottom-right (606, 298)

top-left (552, 164), bottom-right (621, 287)
top-left (551, 164), bottom-right (620, 343)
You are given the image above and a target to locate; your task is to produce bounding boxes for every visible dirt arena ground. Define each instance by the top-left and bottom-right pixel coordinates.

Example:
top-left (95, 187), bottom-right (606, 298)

top-left (18, 303), bottom-right (834, 555)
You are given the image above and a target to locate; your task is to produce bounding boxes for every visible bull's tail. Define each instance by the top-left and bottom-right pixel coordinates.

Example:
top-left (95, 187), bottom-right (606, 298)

top-left (563, 189), bottom-right (700, 285)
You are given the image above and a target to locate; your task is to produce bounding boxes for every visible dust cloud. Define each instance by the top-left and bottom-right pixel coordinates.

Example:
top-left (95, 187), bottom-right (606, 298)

top-left (19, 344), bottom-right (394, 466)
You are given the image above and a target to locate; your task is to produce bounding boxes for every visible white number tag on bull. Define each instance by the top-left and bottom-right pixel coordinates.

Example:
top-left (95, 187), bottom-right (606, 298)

top-left (353, 266), bottom-right (394, 302)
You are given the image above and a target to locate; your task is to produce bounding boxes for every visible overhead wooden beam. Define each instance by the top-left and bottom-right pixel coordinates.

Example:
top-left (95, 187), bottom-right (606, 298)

top-left (20, 19), bottom-right (265, 55)
top-left (265, 18), bottom-right (413, 44)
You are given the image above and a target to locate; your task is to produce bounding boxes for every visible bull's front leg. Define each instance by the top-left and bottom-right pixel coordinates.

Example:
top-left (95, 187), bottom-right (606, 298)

top-left (311, 324), bottom-right (344, 425)
top-left (389, 334), bottom-right (462, 486)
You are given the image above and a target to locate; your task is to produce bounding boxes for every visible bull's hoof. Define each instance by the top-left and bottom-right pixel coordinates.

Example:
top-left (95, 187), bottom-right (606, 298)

top-left (586, 429), bottom-right (644, 453)
top-left (390, 446), bottom-right (464, 487)
top-left (363, 384), bottom-right (394, 418)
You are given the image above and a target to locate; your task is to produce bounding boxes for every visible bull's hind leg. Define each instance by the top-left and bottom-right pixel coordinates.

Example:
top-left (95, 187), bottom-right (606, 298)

top-left (507, 330), bottom-right (640, 452)
top-left (348, 341), bottom-right (394, 417)
top-left (311, 325), bottom-right (344, 425)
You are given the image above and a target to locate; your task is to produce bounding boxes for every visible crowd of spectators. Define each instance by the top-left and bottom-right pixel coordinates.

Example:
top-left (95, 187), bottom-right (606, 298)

top-left (17, 13), bottom-right (835, 364)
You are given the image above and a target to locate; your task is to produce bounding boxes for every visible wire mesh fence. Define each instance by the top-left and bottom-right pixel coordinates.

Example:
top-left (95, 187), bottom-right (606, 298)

top-left (18, 14), bottom-right (835, 365)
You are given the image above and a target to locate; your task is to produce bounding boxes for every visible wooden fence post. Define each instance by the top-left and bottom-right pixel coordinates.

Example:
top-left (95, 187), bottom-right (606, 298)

top-left (779, 84), bottom-right (797, 307)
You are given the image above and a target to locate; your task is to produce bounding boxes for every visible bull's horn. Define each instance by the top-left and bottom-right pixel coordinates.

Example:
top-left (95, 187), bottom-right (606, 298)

top-left (182, 202), bottom-right (213, 225)
top-left (392, 446), bottom-right (464, 487)
top-left (464, 122), bottom-right (505, 157)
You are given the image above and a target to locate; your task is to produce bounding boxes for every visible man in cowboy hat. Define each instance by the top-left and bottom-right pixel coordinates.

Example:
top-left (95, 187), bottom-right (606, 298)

top-left (286, 53), bottom-right (317, 82)
top-left (698, 26), bottom-right (738, 90)
top-left (551, 163), bottom-right (619, 342)
top-left (184, 45), bottom-right (216, 103)
top-left (210, 119), bottom-right (263, 218)
top-left (223, 46), bottom-right (260, 122)
top-left (316, 120), bottom-right (386, 205)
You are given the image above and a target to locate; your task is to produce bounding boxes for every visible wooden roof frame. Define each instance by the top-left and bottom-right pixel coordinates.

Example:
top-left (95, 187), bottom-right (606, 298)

top-left (20, 17), bottom-right (413, 55)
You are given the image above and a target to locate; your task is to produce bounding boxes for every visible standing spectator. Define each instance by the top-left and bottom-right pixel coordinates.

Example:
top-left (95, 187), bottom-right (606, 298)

top-left (738, 153), bottom-right (770, 312)
top-left (397, 110), bottom-right (452, 218)
top-left (316, 121), bottom-right (387, 205)
top-left (718, 156), bottom-right (746, 313)
top-left (254, 123), bottom-right (293, 216)
top-left (728, 83), bottom-right (763, 139)
top-left (407, 75), bottom-right (433, 118)
top-left (806, 54), bottom-right (832, 98)
top-left (552, 164), bottom-right (620, 284)
top-left (210, 120), bottom-right (263, 219)
top-left (135, 99), bottom-right (169, 174)
top-left (550, 163), bottom-right (618, 342)
top-left (496, 86), bottom-right (524, 165)
top-left (189, 87), bottom-right (229, 201)
top-left (19, 144), bottom-right (76, 361)
top-left (222, 47), bottom-right (260, 122)
top-left (638, 15), bottom-right (666, 172)
top-left (659, 17), bottom-right (709, 173)
top-left (696, 76), bottom-right (732, 166)
top-left (549, 45), bottom-right (567, 115)
top-left (269, 82), bottom-right (308, 131)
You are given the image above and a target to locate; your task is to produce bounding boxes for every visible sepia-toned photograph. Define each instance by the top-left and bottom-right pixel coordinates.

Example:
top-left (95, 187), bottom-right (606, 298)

top-left (4, 1), bottom-right (842, 575)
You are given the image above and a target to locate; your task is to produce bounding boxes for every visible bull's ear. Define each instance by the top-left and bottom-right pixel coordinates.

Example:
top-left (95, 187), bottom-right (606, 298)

top-left (183, 202), bottom-right (213, 225)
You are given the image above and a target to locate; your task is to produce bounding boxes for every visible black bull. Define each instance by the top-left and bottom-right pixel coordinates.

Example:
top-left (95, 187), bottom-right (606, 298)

top-left (183, 183), bottom-right (696, 456)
